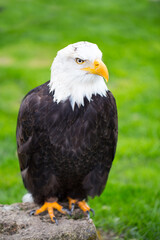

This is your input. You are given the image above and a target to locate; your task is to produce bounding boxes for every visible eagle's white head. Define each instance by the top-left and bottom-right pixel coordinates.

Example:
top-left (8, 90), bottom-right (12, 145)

top-left (49, 41), bottom-right (109, 109)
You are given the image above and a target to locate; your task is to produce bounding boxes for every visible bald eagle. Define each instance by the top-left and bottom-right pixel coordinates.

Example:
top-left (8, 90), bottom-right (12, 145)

top-left (16, 41), bottom-right (118, 224)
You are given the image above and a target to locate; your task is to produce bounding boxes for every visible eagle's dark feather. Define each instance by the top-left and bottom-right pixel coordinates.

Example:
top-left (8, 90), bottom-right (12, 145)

top-left (16, 81), bottom-right (118, 205)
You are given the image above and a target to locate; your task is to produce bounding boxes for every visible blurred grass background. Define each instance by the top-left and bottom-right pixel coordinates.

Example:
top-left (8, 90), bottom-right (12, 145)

top-left (0, 0), bottom-right (160, 239)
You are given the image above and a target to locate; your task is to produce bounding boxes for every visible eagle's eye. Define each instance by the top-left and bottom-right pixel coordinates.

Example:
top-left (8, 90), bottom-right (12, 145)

top-left (75, 58), bottom-right (85, 64)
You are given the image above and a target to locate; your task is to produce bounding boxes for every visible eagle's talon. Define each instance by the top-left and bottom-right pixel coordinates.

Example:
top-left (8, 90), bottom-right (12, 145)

top-left (29, 210), bottom-right (36, 216)
top-left (86, 210), bottom-right (90, 219)
top-left (90, 208), bottom-right (95, 217)
top-left (71, 203), bottom-right (75, 213)
top-left (53, 217), bottom-right (58, 225)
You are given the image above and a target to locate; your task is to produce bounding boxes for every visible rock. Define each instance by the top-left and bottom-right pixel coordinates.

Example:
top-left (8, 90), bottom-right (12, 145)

top-left (0, 202), bottom-right (98, 240)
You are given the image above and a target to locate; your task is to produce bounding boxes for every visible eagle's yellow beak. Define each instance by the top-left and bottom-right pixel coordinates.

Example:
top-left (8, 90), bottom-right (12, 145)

top-left (82, 59), bottom-right (109, 82)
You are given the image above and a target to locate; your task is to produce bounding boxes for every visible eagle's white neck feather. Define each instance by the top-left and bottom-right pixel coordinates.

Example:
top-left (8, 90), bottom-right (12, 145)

top-left (49, 72), bottom-right (108, 109)
top-left (48, 42), bottom-right (108, 110)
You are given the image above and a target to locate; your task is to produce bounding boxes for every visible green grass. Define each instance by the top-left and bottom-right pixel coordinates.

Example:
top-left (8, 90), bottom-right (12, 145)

top-left (0, 0), bottom-right (160, 239)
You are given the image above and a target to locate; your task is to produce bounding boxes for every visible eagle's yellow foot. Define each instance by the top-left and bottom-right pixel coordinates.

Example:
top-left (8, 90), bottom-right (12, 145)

top-left (78, 200), bottom-right (95, 219)
top-left (68, 197), bottom-right (95, 219)
top-left (30, 201), bottom-right (70, 224)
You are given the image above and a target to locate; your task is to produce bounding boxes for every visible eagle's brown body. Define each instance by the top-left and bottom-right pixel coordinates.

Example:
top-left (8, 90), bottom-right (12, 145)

top-left (16, 81), bottom-right (118, 205)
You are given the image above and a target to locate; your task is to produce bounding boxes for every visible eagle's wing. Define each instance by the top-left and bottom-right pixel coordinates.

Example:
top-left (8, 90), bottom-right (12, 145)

top-left (16, 87), bottom-right (39, 190)
top-left (16, 82), bottom-right (57, 194)
top-left (16, 92), bottom-right (34, 172)
top-left (82, 91), bottom-right (118, 198)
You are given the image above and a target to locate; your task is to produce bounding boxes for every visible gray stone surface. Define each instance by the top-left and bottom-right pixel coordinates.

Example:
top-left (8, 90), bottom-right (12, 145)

top-left (0, 202), bottom-right (97, 240)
